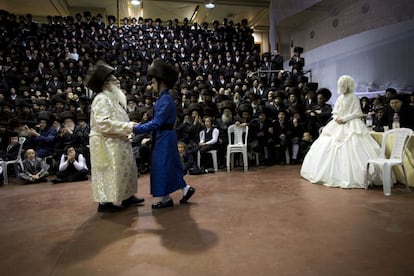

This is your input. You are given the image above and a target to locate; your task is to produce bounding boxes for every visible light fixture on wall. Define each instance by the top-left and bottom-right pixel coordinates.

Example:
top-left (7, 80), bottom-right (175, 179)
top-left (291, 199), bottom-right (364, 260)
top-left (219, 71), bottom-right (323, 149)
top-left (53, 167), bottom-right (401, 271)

top-left (205, 1), bottom-right (215, 9)
top-left (131, 0), bottom-right (141, 5)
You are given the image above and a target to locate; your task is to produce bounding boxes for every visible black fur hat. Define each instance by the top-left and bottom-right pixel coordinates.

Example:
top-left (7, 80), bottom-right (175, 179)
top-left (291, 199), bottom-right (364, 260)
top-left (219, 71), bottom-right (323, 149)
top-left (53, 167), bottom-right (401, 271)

top-left (147, 59), bottom-right (179, 89)
top-left (316, 88), bottom-right (332, 102)
top-left (85, 61), bottom-right (115, 92)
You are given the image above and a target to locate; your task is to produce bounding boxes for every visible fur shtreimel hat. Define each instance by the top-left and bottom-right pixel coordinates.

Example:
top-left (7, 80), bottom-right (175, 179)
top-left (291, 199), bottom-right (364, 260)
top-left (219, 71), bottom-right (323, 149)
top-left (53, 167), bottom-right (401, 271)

top-left (219, 100), bottom-right (236, 114)
top-left (316, 88), bottom-right (332, 102)
top-left (147, 59), bottom-right (179, 89)
top-left (86, 61), bottom-right (114, 93)
top-left (60, 111), bottom-right (77, 122)
top-left (187, 103), bottom-right (203, 115)
top-left (37, 111), bottom-right (55, 124)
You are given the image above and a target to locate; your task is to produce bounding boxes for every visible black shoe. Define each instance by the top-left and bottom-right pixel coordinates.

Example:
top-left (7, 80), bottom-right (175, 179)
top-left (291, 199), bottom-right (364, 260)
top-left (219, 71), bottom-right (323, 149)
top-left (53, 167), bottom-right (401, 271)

top-left (122, 196), bottom-right (145, 207)
top-left (180, 186), bottom-right (196, 204)
top-left (97, 203), bottom-right (124, 213)
top-left (206, 168), bottom-right (215, 173)
top-left (51, 178), bottom-right (63, 184)
top-left (152, 199), bottom-right (174, 209)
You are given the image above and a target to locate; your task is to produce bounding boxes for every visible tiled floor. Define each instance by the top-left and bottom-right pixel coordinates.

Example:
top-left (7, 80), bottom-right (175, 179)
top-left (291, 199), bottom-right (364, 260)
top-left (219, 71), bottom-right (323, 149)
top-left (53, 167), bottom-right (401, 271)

top-left (1, 165), bottom-right (414, 276)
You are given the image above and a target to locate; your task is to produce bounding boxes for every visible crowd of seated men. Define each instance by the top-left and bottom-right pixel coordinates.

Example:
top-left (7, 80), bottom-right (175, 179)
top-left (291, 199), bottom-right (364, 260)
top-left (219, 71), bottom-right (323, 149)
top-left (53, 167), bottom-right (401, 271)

top-left (0, 9), bottom-right (413, 181)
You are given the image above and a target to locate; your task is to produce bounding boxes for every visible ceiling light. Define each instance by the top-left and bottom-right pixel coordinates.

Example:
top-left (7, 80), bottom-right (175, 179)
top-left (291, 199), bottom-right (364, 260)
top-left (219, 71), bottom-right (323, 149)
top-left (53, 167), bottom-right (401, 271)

top-left (205, 1), bottom-right (215, 9)
top-left (131, 0), bottom-right (141, 5)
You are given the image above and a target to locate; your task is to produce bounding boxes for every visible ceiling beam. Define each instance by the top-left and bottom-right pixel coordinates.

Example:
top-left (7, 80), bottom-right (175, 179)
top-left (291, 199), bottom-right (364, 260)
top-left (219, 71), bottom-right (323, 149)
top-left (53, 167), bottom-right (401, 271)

top-left (146, 0), bottom-right (270, 8)
top-left (50, 0), bottom-right (70, 16)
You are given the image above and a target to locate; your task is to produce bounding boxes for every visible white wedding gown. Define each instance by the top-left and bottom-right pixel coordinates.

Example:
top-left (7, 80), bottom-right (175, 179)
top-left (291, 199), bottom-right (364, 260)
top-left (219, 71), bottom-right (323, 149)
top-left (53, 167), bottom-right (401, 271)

top-left (300, 92), bottom-right (381, 188)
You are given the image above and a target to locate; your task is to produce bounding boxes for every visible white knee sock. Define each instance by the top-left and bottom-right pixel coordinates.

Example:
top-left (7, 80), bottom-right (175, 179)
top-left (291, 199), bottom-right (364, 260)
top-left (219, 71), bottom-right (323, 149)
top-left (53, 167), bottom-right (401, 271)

top-left (292, 144), bottom-right (299, 159)
top-left (182, 185), bottom-right (190, 196)
top-left (161, 195), bottom-right (171, 202)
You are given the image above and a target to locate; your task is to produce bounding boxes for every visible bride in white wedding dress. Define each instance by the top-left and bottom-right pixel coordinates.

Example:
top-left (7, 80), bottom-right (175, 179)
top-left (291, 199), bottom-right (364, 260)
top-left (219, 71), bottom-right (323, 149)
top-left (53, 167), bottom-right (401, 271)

top-left (300, 75), bottom-right (381, 188)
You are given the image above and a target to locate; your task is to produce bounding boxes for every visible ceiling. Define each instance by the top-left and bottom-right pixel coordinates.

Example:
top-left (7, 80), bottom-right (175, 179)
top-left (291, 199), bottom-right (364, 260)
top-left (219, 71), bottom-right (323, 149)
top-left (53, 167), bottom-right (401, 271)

top-left (0, 0), bottom-right (352, 37)
top-left (0, 0), bottom-right (271, 30)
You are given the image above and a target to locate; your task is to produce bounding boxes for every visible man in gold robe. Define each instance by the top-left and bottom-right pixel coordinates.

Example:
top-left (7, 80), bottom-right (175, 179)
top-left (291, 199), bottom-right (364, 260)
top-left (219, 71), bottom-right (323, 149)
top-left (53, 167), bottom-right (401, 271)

top-left (86, 61), bottom-right (144, 212)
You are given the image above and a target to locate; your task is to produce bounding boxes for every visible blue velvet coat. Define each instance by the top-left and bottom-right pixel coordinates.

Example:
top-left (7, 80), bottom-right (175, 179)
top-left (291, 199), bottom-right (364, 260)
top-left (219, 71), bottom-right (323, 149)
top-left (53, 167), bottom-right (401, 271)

top-left (133, 90), bottom-right (187, 197)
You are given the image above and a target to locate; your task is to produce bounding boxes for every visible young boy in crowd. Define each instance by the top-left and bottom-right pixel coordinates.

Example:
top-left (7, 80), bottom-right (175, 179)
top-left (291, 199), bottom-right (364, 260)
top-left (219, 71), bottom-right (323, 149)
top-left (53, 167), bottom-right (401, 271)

top-left (51, 145), bottom-right (89, 184)
top-left (18, 148), bottom-right (49, 184)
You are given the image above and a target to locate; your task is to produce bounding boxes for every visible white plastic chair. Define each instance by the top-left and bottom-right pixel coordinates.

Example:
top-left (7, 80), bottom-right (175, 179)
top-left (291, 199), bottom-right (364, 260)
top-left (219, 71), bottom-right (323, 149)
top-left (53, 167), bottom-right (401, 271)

top-left (197, 150), bottom-right (218, 172)
top-left (226, 124), bottom-right (249, 172)
top-left (366, 128), bottom-right (413, 196)
top-left (1, 137), bottom-right (26, 185)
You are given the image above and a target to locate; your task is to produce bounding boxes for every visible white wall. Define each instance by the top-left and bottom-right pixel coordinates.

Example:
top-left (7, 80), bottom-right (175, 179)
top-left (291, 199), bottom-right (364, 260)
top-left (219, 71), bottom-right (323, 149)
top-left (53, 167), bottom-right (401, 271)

top-left (288, 19), bottom-right (414, 103)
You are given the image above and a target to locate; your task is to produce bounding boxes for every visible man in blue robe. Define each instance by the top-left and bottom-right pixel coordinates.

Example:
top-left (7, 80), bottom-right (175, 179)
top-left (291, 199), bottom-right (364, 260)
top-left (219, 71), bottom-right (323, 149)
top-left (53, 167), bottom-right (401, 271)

top-left (133, 60), bottom-right (196, 209)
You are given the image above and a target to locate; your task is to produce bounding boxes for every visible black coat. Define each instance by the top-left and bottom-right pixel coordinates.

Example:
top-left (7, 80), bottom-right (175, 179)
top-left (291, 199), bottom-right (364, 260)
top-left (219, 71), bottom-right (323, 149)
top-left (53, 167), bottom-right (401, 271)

top-left (381, 105), bottom-right (414, 130)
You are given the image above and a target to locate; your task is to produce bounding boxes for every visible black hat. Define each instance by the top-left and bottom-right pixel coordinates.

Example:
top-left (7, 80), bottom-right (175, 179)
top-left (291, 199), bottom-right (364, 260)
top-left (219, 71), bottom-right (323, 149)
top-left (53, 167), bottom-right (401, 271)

top-left (180, 83), bottom-right (190, 89)
top-left (257, 105), bottom-right (267, 115)
top-left (201, 88), bottom-right (214, 97)
top-left (274, 91), bottom-right (286, 100)
top-left (18, 100), bottom-right (33, 108)
top-left (216, 94), bottom-right (230, 102)
top-left (288, 87), bottom-right (301, 98)
top-left (203, 106), bottom-right (216, 117)
top-left (9, 131), bottom-right (19, 137)
top-left (77, 113), bottom-right (88, 122)
top-left (278, 109), bottom-right (289, 117)
top-left (60, 111), bottom-right (77, 122)
top-left (188, 90), bottom-right (199, 98)
top-left (108, 15), bottom-right (116, 22)
top-left (293, 47), bottom-right (304, 53)
top-left (316, 88), bottom-right (332, 102)
top-left (0, 100), bottom-right (13, 107)
top-left (127, 94), bottom-right (137, 103)
top-left (85, 61), bottom-right (115, 92)
top-left (182, 108), bottom-right (191, 117)
top-left (374, 105), bottom-right (385, 112)
top-left (37, 111), bottom-right (55, 124)
top-left (297, 75), bottom-right (308, 83)
top-left (389, 94), bottom-right (404, 102)
top-left (147, 59), bottom-right (179, 88)
top-left (304, 82), bottom-right (319, 92)
top-left (52, 94), bottom-right (67, 105)
top-left (385, 87), bottom-right (397, 95)
top-left (84, 11), bottom-right (91, 18)
top-left (219, 100), bottom-right (236, 114)
top-left (237, 103), bottom-right (252, 115)
top-left (188, 103), bottom-right (203, 115)
top-left (68, 99), bottom-right (79, 107)
top-left (51, 113), bottom-right (61, 123)
top-left (198, 83), bottom-right (208, 90)
top-left (36, 99), bottom-right (50, 107)
top-left (283, 77), bottom-right (297, 88)
top-left (128, 111), bottom-right (141, 122)
top-left (143, 91), bottom-right (154, 100)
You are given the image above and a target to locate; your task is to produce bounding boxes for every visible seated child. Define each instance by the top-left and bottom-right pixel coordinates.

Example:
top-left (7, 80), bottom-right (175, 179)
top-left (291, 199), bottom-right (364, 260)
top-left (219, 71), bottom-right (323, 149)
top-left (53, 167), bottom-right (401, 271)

top-left (2, 132), bottom-right (20, 161)
top-left (0, 132), bottom-right (21, 179)
top-left (178, 141), bottom-right (214, 175)
top-left (51, 145), bottom-right (89, 184)
top-left (18, 148), bottom-right (49, 184)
